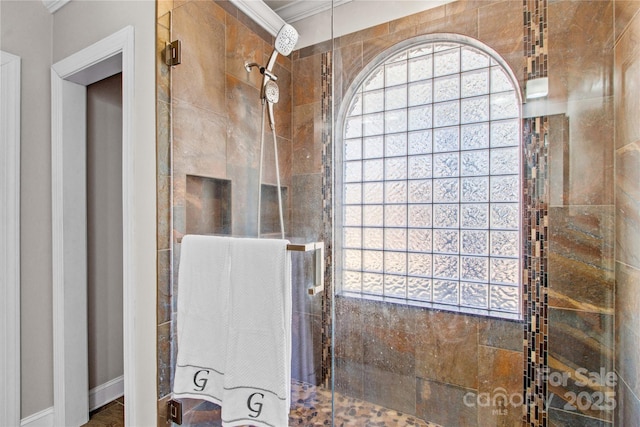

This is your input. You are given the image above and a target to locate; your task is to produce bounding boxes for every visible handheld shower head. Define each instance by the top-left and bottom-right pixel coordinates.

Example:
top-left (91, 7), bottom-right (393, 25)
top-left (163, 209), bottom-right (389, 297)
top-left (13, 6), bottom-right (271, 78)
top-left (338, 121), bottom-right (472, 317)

top-left (265, 23), bottom-right (299, 72)
top-left (264, 80), bottom-right (279, 104)
top-left (264, 80), bottom-right (279, 130)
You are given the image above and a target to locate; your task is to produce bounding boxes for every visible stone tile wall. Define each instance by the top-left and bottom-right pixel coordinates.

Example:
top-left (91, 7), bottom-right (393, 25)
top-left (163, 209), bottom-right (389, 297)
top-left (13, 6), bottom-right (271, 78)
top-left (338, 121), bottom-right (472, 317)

top-left (544, 2), bottom-right (616, 425)
top-left (156, 5), bottom-right (172, 424)
top-left (327, 1), bottom-right (619, 426)
top-left (614, 2), bottom-right (640, 425)
top-left (290, 45), bottom-right (333, 389)
top-left (325, 2), bottom-right (527, 426)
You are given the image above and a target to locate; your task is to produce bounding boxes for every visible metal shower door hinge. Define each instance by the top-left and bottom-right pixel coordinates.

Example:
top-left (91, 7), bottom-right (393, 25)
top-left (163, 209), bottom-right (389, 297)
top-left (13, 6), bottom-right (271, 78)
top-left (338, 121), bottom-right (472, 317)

top-left (165, 40), bottom-right (181, 66)
top-left (168, 399), bottom-right (183, 424)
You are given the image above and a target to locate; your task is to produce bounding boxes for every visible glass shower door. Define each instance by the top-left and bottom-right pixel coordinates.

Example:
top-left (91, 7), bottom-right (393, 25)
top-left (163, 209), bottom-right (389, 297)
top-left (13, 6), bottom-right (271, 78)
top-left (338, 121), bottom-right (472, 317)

top-left (158, 0), bottom-right (332, 424)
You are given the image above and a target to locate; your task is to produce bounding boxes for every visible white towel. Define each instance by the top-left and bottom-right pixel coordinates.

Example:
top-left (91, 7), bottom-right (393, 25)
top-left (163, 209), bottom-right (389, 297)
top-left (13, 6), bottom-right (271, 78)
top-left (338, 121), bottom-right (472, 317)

top-left (172, 235), bottom-right (292, 427)
top-left (173, 235), bottom-right (232, 404)
top-left (221, 237), bottom-right (292, 427)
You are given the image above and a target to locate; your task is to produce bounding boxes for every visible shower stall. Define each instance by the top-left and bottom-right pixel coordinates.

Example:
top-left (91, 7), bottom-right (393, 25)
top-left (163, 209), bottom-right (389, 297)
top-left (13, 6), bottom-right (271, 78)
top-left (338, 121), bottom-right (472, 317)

top-left (157, 0), bottom-right (634, 425)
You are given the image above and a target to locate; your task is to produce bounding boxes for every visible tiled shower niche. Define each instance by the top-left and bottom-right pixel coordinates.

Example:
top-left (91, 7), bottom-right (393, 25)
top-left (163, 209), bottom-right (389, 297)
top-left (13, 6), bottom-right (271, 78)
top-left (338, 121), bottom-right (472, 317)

top-left (186, 175), bottom-right (231, 236)
top-left (260, 184), bottom-right (288, 236)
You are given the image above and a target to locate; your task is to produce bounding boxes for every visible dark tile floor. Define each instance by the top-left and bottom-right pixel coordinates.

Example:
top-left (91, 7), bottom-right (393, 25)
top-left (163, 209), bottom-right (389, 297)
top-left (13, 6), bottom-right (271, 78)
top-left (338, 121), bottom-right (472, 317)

top-left (82, 396), bottom-right (125, 427)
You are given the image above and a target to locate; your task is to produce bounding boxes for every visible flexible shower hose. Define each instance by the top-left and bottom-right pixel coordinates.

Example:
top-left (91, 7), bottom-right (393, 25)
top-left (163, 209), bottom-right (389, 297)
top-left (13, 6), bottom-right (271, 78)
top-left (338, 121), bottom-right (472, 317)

top-left (257, 101), bottom-right (286, 239)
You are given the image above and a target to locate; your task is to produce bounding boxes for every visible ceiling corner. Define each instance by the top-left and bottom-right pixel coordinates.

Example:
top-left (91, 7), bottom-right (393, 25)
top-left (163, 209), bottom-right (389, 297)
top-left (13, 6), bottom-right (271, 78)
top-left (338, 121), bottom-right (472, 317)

top-left (42, 0), bottom-right (71, 14)
top-left (269, 0), bottom-right (351, 23)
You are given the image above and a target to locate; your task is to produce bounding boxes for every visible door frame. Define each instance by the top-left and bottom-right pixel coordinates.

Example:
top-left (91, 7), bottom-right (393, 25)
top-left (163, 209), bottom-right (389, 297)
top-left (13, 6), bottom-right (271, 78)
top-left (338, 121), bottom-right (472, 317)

top-left (0, 49), bottom-right (21, 427)
top-left (51, 26), bottom-right (136, 426)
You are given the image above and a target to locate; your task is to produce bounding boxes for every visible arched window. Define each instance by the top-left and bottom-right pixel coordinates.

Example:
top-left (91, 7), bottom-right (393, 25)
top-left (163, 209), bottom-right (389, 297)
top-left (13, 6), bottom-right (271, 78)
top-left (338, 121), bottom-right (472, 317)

top-left (338, 35), bottom-right (522, 319)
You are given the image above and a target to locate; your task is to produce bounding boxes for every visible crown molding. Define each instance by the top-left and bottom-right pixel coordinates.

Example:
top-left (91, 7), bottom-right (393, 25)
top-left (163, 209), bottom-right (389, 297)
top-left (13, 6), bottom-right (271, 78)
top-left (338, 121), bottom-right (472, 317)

top-left (42, 0), bottom-right (70, 14)
top-left (230, 0), bottom-right (286, 36)
top-left (271, 0), bottom-right (351, 23)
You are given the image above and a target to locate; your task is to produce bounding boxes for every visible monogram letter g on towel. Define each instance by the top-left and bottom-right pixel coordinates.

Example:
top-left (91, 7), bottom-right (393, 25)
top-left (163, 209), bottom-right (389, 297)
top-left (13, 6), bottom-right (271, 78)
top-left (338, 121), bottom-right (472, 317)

top-left (193, 370), bottom-right (210, 392)
top-left (247, 392), bottom-right (265, 418)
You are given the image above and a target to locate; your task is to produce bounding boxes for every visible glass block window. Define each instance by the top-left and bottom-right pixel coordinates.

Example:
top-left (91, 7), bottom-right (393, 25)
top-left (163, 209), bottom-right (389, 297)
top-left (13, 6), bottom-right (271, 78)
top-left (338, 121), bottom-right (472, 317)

top-left (339, 38), bottom-right (522, 319)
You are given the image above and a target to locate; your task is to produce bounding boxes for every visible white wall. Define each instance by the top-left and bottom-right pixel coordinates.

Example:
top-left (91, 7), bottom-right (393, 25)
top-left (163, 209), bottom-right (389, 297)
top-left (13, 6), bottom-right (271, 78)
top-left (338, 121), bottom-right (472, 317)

top-left (1, 0), bottom-right (157, 423)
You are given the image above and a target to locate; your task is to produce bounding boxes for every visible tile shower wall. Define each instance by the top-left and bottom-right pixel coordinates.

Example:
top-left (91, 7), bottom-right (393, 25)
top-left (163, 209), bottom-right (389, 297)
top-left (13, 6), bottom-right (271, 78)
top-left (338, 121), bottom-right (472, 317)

top-left (327, 2), bottom-right (527, 426)
top-left (157, 4), bottom-right (172, 424)
top-left (156, 0), bottom-right (294, 423)
top-left (545, 1), bottom-right (616, 425)
top-left (326, 0), bottom-right (618, 426)
top-left (614, 2), bottom-right (640, 425)
top-left (290, 45), bottom-right (333, 389)
top-left (155, 1), bottom-right (629, 427)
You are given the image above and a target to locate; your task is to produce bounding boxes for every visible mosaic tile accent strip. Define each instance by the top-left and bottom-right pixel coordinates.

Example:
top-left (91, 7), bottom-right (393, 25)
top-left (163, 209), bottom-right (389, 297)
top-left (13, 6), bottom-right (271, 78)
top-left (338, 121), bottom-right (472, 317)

top-left (523, 2), bottom-right (549, 426)
top-left (321, 50), bottom-right (334, 389)
top-left (522, 116), bottom-right (549, 427)
top-left (524, 0), bottom-right (548, 79)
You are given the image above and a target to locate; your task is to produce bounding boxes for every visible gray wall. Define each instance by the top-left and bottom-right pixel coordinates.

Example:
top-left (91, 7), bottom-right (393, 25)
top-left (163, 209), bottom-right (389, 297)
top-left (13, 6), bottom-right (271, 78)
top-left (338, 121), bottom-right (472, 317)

top-left (0, 0), bottom-right (54, 417)
top-left (1, 0), bottom-right (157, 422)
top-left (87, 73), bottom-right (124, 391)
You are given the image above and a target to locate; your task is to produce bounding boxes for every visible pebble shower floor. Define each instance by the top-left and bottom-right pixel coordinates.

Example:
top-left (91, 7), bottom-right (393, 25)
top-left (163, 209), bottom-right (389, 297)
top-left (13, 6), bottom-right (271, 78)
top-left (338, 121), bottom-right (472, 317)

top-left (176, 380), bottom-right (442, 426)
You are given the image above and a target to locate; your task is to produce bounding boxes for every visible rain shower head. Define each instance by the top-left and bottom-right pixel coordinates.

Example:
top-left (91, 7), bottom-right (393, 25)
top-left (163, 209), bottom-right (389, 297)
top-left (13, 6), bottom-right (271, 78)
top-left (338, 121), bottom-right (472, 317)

top-left (265, 23), bottom-right (299, 72)
top-left (275, 24), bottom-right (298, 57)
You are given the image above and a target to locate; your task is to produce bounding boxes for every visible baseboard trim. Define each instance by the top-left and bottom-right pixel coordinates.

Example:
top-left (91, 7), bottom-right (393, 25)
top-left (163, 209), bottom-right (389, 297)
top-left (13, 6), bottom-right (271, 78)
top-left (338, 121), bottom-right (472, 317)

top-left (89, 375), bottom-right (124, 411)
top-left (21, 407), bottom-right (54, 427)
top-left (19, 376), bottom-right (124, 427)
